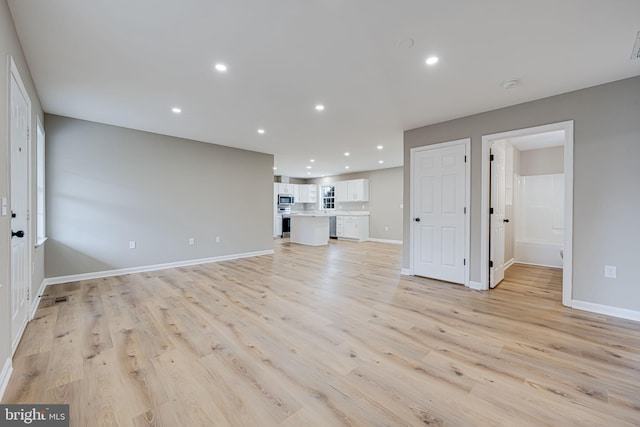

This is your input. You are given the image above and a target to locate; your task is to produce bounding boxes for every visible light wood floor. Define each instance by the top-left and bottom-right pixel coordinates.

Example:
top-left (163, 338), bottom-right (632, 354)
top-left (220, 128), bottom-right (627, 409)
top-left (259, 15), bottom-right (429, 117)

top-left (3, 240), bottom-right (640, 426)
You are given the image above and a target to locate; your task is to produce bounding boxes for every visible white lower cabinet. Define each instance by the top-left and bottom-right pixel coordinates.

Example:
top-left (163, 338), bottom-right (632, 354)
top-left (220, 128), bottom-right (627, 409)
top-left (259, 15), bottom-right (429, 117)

top-left (336, 215), bottom-right (368, 241)
top-left (275, 214), bottom-right (282, 237)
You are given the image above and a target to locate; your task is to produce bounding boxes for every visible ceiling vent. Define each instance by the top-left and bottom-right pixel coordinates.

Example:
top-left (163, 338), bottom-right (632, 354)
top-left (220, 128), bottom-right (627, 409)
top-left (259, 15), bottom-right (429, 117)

top-left (631, 30), bottom-right (640, 60)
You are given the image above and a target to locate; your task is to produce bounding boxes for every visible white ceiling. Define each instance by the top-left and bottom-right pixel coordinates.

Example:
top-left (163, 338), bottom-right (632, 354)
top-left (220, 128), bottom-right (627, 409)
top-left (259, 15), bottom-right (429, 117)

top-left (505, 130), bottom-right (565, 151)
top-left (8, 0), bottom-right (640, 178)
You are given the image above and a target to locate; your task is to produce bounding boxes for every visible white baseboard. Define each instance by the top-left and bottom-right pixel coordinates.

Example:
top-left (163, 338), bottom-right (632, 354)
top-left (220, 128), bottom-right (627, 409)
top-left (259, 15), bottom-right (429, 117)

top-left (400, 268), bottom-right (412, 276)
top-left (469, 281), bottom-right (484, 290)
top-left (43, 249), bottom-right (275, 286)
top-left (504, 258), bottom-right (515, 270)
top-left (368, 238), bottom-right (403, 245)
top-left (571, 300), bottom-right (640, 323)
top-left (0, 357), bottom-right (12, 401)
top-left (514, 260), bottom-right (563, 269)
top-left (30, 279), bottom-right (48, 320)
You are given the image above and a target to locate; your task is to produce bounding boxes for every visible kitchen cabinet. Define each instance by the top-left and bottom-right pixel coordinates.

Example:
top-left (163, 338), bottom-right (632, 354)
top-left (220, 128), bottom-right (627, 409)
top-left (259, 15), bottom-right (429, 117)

top-left (278, 183), bottom-right (299, 200)
top-left (275, 214), bottom-right (282, 237)
top-left (297, 184), bottom-right (318, 204)
top-left (335, 215), bottom-right (369, 241)
top-left (335, 179), bottom-right (369, 202)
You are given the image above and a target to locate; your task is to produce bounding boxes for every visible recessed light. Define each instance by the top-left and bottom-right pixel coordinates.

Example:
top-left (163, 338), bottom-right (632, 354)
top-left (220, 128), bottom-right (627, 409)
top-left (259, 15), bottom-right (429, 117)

top-left (273, 167), bottom-right (277, 170)
top-left (344, 152), bottom-right (350, 156)
top-left (257, 129), bottom-right (265, 134)
top-left (377, 145), bottom-right (383, 150)
top-left (306, 165), bottom-right (312, 169)
top-left (378, 160), bottom-right (384, 164)
top-left (171, 107), bottom-right (182, 113)
top-left (315, 104), bottom-right (325, 111)
top-left (345, 166), bottom-right (350, 169)
top-left (215, 63), bottom-right (227, 72)
top-left (425, 56), bottom-right (439, 66)
top-left (310, 159), bottom-right (315, 163)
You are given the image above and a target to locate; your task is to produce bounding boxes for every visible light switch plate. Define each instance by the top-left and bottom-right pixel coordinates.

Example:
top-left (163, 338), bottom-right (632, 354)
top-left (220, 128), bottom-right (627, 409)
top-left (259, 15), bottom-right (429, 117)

top-left (604, 265), bottom-right (616, 279)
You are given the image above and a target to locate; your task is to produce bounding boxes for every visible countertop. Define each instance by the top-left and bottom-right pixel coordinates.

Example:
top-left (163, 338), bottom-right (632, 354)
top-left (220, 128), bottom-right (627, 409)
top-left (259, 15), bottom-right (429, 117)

top-left (289, 211), bottom-right (369, 217)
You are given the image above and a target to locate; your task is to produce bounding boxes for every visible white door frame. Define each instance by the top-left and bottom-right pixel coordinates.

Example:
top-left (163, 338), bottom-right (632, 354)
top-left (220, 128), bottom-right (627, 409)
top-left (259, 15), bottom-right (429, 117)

top-left (480, 121), bottom-right (574, 306)
top-left (8, 56), bottom-right (33, 353)
top-left (410, 138), bottom-right (471, 286)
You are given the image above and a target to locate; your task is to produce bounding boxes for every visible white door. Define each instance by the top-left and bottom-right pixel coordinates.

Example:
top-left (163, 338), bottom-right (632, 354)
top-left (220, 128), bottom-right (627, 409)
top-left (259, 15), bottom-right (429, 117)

top-left (490, 141), bottom-right (506, 288)
top-left (412, 143), bottom-right (466, 284)
top-left (9, 60), bottom-right (32, 352)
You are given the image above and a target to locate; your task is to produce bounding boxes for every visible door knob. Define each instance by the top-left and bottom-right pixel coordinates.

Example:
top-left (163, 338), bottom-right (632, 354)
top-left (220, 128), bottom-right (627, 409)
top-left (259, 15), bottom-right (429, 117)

top-left (11, 230), bottom-right (24, 238)
top-left (414, 217), bottom-right (421, 222)
top-left (503, 219), bottom-right (510, 223)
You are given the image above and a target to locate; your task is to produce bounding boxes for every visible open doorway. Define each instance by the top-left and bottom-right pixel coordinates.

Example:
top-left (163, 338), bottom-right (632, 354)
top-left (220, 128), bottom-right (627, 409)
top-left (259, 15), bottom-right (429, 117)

top-left (480, 121), bottom-right (574, 307)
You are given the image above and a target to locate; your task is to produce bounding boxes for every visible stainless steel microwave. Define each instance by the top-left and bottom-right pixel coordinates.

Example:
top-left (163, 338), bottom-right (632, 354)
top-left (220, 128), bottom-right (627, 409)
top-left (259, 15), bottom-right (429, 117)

top-left (278, 194), bottom-right (295, 205)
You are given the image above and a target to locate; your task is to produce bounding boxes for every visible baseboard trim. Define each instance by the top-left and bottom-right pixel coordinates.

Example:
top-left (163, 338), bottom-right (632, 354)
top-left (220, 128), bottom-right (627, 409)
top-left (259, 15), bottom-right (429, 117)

top-left (368, 238), bottom-right (403, 245)
top-left (571, 300), bottom-right (640, 322)
top-left (400, 268), bottom-right (412, 276)
top-left (469, 281), bottom-right (484, 290)
top-left (514, 260), bottom-right (563, 269)
top-left (504, 258), bottom-right (515, 270)
top-left (30, 279), bottom-right (48, 320)
top-left (43, 249), bottom-right (275, 286)
top-left (0, 358), bottom-right (12, 401)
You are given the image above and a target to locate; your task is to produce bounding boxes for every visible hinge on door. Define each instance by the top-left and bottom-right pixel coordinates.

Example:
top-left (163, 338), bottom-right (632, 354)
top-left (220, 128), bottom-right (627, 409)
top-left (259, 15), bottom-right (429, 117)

top-left (27, 287), bottom-right (30, 301)
top-left (490, 154), bottom-right (495, 161)
top-left (464, 155), bottom-right (467, 163)
top-left (464, 207), bottom-right (467, 214)
top-left (464, 259), bottom-right (466, 266)
top-left (490, 207), bottom-right (494, 214)
top-left (489, 260), bottom-right (494, 268)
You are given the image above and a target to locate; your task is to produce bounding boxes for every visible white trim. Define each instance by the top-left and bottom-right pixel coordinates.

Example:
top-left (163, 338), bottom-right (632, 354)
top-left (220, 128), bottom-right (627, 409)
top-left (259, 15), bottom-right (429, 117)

top-left (410, 138), bottom-right (471, 287)
top-left (480, 121), bottom-right (574, 303)
top-left (572, 300), bottom-right (640, 322)
top-left (400, 268), bottom-right (413, 276)
top-left (43, 250), bottom-right (274, 286)
top-left (368, 238), bottom-right (403, 245)
top-left (504, 258), bottom-right (515, 270)
top-left (469, 281), bottom-right (483, 290)
top-left (0, 358), bottom-right (12, 401)
top-left (513, 260), bottom-right (562, 269)
top-left (29, 278), bottom-right (48, 320)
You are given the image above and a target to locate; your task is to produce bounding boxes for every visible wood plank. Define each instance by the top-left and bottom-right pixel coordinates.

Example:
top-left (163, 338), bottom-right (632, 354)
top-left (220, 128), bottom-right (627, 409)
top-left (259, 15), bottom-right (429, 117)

top-left (1, 241), bottom-right (639, 426)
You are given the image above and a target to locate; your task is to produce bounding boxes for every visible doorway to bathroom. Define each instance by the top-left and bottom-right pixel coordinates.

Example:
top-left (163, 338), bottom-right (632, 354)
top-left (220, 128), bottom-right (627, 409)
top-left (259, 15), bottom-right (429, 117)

top-left (480, 121), bottom-right (574, 307)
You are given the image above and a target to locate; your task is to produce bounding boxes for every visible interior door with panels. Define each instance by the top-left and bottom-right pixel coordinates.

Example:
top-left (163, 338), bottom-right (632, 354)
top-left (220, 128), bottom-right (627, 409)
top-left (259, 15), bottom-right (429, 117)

top-left (412, 142), bottom-right (467, 284)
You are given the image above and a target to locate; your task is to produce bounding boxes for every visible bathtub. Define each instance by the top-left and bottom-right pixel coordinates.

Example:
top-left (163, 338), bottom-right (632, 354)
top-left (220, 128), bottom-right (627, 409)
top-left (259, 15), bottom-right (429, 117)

top-left (515, 240), bottom-right (563, 268)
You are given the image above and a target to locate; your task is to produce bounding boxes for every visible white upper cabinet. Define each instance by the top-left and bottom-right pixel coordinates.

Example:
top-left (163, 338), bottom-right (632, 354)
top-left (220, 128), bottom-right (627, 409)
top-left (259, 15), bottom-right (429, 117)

top-left (298, 184), bottom-right (318, 204)
top-left (335, 179), bottom-right (369, 202)
top-left (278, 183), bottom-right (299, 200)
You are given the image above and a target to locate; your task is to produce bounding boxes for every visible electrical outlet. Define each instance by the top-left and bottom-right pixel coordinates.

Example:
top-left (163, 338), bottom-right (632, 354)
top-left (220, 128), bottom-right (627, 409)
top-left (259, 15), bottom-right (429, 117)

top-left (604, 265), bottom-right (617, 279)
top-left (384, 225), bottom-right (389, 231)
top-left (188, 237), bottom-right (195, 245)
top-left (216, 236), bottom-right (221, 243)
top-left (400, 203), bottom-right (403, 209)
top-left (129, 240), bottom-right (136, 249)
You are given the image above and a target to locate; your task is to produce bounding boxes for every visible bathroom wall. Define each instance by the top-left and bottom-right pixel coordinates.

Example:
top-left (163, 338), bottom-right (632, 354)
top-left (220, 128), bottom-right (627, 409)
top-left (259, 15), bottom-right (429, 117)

top-left (515, 146), bottom-right (564, 267)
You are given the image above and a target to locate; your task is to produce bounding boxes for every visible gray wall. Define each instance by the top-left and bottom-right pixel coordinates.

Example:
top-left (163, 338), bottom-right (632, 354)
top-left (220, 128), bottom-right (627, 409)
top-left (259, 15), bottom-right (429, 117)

top-left (45, 115), bottom-right (273, 278)
top-left (520, 146), bottom-right (564, 176)
top-left (308, 167), bottom-right (403, 241)
top-left (404, 75), bottom-right (640, 311)
top-left (0, 0), bottom-right (45, 375)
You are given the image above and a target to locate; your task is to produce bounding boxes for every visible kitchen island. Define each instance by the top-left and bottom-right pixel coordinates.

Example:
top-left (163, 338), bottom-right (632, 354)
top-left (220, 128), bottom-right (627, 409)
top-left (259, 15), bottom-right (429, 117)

top-left (290, 213), bottom-right (330, 246)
